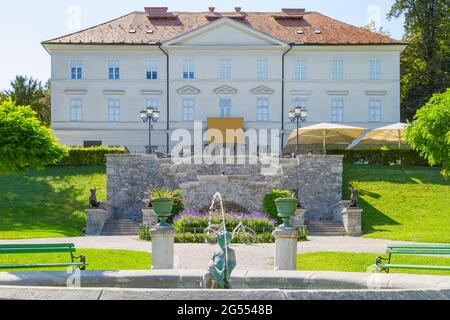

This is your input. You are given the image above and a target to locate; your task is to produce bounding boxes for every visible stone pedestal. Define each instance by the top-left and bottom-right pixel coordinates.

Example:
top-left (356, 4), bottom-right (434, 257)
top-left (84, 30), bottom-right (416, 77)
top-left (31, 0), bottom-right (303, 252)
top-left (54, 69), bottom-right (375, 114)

top-left (342, 207), bottom-right (363, 236)
top-left (150, 226), bottom-right (176, 270)
top-left (142, 208), bottom-right (158, 226)
top-left (85, 208), bottom-right (111, 235)
top-left (272, 228), bottom-right (298, 271)
top-left (292, 208), bottom-right (306, 228)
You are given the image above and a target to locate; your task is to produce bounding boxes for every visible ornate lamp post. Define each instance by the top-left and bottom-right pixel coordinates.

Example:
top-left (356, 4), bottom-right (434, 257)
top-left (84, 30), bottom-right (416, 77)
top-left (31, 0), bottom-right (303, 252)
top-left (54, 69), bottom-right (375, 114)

top-left (288, 107), bottom-right (308, 156)
top-left (140, 106), bottom-right (160, 154)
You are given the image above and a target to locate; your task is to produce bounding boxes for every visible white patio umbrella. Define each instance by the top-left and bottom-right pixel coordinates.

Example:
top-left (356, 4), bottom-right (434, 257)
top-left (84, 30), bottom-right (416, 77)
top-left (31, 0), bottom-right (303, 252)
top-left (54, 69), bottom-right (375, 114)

top-left (288, 123), bottom-right (366, 154)
top-left (358, 122), bottom-right (408, 149)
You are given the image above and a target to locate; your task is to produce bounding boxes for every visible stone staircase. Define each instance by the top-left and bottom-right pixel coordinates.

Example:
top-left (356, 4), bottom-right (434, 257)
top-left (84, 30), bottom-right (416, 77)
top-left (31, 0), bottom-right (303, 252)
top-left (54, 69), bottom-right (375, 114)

top-left (100, 220), bottom-right (140, 236)
top-left (306, 220), bottom-right (347, 236)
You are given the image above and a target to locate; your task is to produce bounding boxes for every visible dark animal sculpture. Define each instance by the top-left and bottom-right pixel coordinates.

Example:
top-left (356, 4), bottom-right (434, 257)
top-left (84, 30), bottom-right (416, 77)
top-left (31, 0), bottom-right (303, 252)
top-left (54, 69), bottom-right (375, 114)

top-left (89, 188), bottom-right (101, 208)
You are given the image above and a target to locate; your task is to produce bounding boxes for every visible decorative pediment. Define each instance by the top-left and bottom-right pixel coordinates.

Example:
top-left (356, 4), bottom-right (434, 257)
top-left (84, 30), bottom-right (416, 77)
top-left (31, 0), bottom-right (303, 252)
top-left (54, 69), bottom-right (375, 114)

top-left (141, 90), bottom-right (163, 95)
top-left (213, 85), bottom-right (238, 95)
top-left (163, 17), bottom-right (288, 47)
top-left (327, 90), bottom-right (349, 96)
top-left (290, 90), bottom-right (312, 96)
top-left (64, 90), bottom-right (87, 95)
top-left (177, 85), bottom-right (200, 95)
top-left (103, 90), bottom-right (125, 95)
top-left (251, 86), bottom-right (274, 95)
top-left (365, 90), bottom-right (387, 96)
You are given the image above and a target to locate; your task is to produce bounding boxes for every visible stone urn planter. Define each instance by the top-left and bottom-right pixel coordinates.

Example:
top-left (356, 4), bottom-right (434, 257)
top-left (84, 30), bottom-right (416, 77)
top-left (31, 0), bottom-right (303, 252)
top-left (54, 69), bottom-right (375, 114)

top-left (151, 198), bottom-right (174, 227)
top-left (275, 198), bottom-right (298, 228)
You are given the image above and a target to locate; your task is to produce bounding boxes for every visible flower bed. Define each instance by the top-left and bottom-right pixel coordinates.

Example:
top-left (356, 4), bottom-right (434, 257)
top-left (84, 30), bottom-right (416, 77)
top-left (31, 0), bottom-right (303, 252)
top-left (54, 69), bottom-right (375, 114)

top-left (173, 210), bottom-right (276, 234)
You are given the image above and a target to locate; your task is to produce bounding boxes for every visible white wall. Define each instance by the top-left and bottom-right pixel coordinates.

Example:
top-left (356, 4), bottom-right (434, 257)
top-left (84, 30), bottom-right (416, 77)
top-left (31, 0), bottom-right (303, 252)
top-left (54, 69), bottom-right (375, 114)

top-left (48, 42), bottom-right (403, 149)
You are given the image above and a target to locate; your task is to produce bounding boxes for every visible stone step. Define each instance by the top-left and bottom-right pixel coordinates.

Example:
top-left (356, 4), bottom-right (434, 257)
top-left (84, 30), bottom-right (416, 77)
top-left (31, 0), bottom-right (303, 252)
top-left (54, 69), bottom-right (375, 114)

top-left (101, 220), bottom-right (141, 236)
top-left (308, 232), bottom-right (348, 236)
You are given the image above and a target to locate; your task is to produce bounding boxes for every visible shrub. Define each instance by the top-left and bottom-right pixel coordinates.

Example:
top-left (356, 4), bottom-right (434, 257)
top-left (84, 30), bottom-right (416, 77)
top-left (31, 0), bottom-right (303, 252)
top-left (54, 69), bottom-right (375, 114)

top-left (298, 226), bottom-right (308, 242)
top-left (56, 146), bottom-right (127, 166)
top-left (326, 149), bottom-right (428, 166)
top-left (0, 99), bottom-right (67, 174)
top-left (139, 224), bottom-right (151, 241)
top-left (263, 189), bottom-right (296, 223)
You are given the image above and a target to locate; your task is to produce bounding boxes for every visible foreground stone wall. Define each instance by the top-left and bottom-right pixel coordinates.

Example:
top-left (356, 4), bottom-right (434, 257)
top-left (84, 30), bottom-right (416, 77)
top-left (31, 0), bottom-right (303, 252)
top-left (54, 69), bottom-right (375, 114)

top-left (106, 154), bottom-right (344, 221)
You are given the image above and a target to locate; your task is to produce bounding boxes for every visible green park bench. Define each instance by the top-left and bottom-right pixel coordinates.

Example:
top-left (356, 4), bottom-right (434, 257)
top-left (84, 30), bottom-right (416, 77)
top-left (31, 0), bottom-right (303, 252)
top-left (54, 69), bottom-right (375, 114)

top-left (0, 243), bottom-right (88, 270)
top-left (373, 244), bottom-right (450, 273)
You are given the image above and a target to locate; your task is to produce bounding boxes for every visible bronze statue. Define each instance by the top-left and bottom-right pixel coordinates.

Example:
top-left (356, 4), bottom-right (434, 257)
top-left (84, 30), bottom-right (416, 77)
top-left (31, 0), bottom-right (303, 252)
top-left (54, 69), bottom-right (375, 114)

top-left (203, 231), bottom-right (236, 289)
top-left (349, 188), bottom-right (358, 208)
top-left (89, 188), bottom-right (101, 208)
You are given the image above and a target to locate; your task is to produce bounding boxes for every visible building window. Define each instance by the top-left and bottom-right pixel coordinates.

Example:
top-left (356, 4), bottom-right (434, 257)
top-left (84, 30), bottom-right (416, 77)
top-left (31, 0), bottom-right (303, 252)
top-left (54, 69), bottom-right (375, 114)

top-left (294, 98), bottom-right (307, 108)
top-left (69, 98), bottom-right (83, 122)
top-left (218, 99), bottom-right (232, 117)
top-left (256, 59), bottom-right (269, 80)
top-left (145, 59), bottom-right (159, 80)
top-left (331, 99), bottom-right (344, 122)
top-left (256, 98), bottom-right (269, 122)
top-left (294, 59), bottom-right (307, 80)
top-left (108, 60), bottom-right (120, 80)
top-left (369, 99), bottom-right (382, 122)
top-left (70, 60), bottom-right (83, 80)
top-left (330, 60), bottom-right (344, 81)
top-left (108, 99), bottom-right (120, 122)
top-left (183, 59), bottom-right (195, 80)
top-left (182, 98), bottom-right (195, 121)
top-left (218, 59), bottom-right (232, 80)
top-left (369, 60), bottom-right (382, 80)
top-left (145, 98), bottom-right (159, 110)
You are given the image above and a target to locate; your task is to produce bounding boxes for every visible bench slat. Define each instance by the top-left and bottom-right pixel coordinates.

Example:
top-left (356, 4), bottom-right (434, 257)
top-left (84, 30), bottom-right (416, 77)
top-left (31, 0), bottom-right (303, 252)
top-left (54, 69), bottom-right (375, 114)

top-left (0, 243), bottom-right (75, 249)
top-left (0, 262), bottom-right (89, 269)
top-left (387, 249), bottom-right (450, 255)
top-left (388, 244), bottom-right (450, 249)
top-left (376, 264), bottom-right (450, 271)
top-left (0, 248), bottom-right (76, 254)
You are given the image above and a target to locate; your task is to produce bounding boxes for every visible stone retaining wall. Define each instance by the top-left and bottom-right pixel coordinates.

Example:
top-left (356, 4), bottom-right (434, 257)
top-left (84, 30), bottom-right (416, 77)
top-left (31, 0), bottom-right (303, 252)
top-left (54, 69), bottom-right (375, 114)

top-left (106, 155), bottom-right (344, 221)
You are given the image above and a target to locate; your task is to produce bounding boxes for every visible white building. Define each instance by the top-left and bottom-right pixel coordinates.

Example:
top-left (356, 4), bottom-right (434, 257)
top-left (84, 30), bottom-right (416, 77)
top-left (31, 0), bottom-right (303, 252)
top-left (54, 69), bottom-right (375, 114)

top-left (42, 7), bottom-right (406, 153)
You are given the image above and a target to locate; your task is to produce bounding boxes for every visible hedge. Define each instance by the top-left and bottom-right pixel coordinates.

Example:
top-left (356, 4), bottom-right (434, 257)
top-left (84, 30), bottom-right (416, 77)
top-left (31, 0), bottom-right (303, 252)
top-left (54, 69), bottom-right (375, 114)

top-left (56, 146), bottom-right (127, 166)
top-left (326, 149), bottom-right (429, 166)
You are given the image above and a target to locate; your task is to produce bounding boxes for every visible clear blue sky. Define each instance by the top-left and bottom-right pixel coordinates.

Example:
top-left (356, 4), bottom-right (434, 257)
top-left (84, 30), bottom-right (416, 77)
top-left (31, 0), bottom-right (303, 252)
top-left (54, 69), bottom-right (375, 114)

top-left (0, 0), bottom-right (404, 90)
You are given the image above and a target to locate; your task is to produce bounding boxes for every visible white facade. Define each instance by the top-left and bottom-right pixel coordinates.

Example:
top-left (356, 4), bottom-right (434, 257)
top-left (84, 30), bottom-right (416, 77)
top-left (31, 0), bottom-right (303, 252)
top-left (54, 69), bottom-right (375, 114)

top-left (45, 18), bottom-right (405, 151)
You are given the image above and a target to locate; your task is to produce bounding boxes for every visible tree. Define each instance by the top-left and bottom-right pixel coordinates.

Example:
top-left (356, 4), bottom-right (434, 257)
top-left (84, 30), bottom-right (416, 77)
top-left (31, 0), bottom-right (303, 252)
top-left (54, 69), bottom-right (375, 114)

top-left (361, 20), bottom-right (391, 37)
top-left (388, 0), bottom-right (450, 121)
top-left (0, 98), bottom-right (67, 175)
top-left (2, 75), bottom-right (51, 126)
top-left (406, 89), bottom-right (450, 179)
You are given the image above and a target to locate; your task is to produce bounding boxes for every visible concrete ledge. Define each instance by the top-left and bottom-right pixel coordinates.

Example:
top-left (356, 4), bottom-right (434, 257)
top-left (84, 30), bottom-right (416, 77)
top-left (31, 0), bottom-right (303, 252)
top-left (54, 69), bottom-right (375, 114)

top-left (0, 286), bottom-right (449, 301)
top-left (1, 270), bottom-right (449, 291)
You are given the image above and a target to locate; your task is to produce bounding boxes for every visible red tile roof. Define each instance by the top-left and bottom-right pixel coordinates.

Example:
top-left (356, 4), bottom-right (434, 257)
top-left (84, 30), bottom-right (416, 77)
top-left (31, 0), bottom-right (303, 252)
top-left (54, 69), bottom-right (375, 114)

top-left (43, 11), bottom-right (403, 45)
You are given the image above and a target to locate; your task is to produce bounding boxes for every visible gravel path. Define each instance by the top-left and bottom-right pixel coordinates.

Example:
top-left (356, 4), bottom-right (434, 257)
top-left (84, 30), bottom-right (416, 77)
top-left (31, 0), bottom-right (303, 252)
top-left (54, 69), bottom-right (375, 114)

top-left (0, 236), bottom-right (435, 270)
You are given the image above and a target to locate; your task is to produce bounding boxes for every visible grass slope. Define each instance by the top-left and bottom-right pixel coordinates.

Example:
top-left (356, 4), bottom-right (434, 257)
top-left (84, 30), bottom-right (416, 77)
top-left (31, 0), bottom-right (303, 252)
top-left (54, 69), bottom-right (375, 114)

top-left (343, 165), bottom-right (450, 243)
top-left (0, 249), bottom-right (150, 272)
top-left (0, 166), bottom-right (106, 239)
top-left (297, 252), bottom-right (450, 276)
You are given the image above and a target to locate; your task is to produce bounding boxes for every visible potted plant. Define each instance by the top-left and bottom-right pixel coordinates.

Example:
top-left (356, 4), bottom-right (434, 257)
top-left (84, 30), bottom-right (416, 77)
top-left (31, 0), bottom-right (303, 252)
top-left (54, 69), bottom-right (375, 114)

top-left (274, 192), bottom-right (298, 228)
top-left (150, 188), bottom-right (175, 227)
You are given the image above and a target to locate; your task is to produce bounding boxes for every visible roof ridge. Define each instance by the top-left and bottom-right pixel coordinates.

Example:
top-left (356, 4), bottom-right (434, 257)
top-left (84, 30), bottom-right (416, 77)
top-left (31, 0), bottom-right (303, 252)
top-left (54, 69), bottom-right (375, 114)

top-left (42, 11), bottom-right (140, 44)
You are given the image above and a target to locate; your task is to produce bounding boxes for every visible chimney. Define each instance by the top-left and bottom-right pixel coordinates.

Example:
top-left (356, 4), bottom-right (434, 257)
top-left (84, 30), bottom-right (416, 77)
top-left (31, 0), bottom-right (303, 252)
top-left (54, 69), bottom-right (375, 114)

top-left (209, 7), bottom-right (215, 13)
top-left (282, 8), bottom-right (306, 15)
top-left (144, 7), bottom-right (168, 14)
top-left (235, 7), bottom-right (242, 13)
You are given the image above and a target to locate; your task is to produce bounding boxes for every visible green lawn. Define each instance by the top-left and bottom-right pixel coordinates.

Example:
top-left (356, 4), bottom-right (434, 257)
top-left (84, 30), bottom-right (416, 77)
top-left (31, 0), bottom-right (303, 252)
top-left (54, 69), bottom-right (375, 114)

top-left (0, 249), bottom-right (150, 272)
top-left (0, 166), bottom-right (106, 239)
top-left (297, 252), bottom-right (450, 276)
top-left (343, 164), bottom-right (450, 243)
